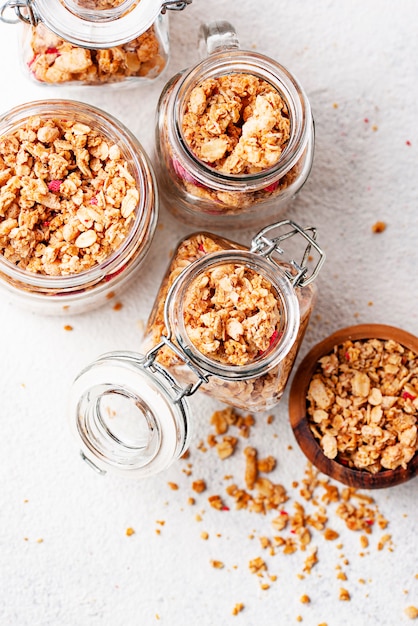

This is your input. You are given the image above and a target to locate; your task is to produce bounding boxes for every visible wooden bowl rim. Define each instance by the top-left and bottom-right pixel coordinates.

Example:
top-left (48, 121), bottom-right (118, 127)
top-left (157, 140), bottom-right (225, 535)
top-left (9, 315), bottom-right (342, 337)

top-left (288, 324), bottom-right (418, 489)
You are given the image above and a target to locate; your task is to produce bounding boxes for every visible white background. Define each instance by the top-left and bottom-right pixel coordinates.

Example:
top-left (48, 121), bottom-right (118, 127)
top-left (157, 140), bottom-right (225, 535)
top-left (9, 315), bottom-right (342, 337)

top-left (0, 1), bottom-right (417, 625)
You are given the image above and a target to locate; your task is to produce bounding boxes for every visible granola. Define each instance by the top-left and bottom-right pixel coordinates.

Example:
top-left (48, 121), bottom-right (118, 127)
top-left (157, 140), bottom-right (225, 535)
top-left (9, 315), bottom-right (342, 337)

top-left (182, 74), bottom-right (290, 175)
top-left (183, 263), bottom-right (281, 366)
top-left (144, 232), bottom-right (316, 411)
top-left (0, 115), bottom-right (138, 275)
top-left (27, 23), bottom-right (165, 85)
top-left (306, 338), bottom-right (418, 472)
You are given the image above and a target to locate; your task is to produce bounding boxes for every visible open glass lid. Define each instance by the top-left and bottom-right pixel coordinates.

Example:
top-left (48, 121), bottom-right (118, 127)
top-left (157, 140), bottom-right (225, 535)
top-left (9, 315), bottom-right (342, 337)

top-left (69, 351), bottom-right (191, 477)
top-left (4, 0), bottom-right (192, 48)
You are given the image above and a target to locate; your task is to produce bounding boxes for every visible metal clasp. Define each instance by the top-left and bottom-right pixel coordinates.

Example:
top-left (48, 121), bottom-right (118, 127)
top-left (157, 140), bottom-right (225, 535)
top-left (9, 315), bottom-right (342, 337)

top-left (251, 219), bottom-right (326, 287)
top-left (0, 0), bottom-right (38, 24)
top-left (161, 0), bottom-right (192, 13)
top-left (140, 270), bottom-right (211, 404)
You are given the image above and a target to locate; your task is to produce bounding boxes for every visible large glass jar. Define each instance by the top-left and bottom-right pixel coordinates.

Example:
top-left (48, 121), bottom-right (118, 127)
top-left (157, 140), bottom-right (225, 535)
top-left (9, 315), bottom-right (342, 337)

top-left (70, 220), bottom-right (325, 477)
top-left (155, 21), bottom-right (314, 229)
top-left (0, 0), bottom-right (192, 86)
top-left (0, 100), bottom-right (158, 314)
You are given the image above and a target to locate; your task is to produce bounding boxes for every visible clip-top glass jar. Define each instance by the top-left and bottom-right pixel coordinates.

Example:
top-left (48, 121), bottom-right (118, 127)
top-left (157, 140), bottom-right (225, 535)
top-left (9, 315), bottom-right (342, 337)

top-left (0, 99), bottom-right (158, 314)
top-left (70, 220), bottom-right (325, 477)
top-left (0, 0), bottom-right (192, 86)
top-left (155, 21), bottom-right (314, 229)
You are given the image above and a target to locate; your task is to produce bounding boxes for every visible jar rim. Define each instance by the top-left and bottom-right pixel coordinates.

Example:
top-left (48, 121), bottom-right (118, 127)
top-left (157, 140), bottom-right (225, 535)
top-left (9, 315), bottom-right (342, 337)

top-left (169, 49), bottom-right (312, 191)
top-left (0, 99), bottom-right (157, 292)
top-left (167, 249), bottom-right (301, 379)
top-left (33, 0), bottom-right (164, 48)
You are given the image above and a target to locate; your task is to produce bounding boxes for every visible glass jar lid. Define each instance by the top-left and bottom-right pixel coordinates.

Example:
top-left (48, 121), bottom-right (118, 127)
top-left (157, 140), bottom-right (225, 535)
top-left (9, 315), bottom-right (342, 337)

top-left (69, 352), bottom-right (191, 477)
top-left (1, 0), bottom-right (192, 48)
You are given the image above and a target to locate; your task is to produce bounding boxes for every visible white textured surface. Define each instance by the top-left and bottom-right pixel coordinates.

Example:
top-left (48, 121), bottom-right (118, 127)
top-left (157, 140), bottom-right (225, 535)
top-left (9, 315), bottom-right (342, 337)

top-left (1, 1), bottom-right (418, 625)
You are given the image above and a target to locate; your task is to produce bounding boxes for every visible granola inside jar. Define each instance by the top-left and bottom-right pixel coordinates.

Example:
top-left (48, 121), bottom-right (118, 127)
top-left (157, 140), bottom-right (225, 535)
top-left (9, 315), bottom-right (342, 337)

top-left (0, 0), bottom-right (192, 86)
top-left (143, 222), bottom-right (324, 411)
top-left (155, 21), bottom-right (314, 228)
top-left (69, 220), bottom-right (325, 477)
top-left (0, 99), bottom-right (158, 314)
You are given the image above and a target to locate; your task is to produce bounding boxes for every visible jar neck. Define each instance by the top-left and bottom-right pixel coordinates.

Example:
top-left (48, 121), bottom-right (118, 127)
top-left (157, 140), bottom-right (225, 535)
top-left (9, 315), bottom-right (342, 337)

top-left (166, 249), bottom-right (301, 380)
top-left (168, 49), bottom-right (312, 191)
top-left (70, 352), bottom-right (190, 476)
top-left (25, 0), bottom-right (164, 47)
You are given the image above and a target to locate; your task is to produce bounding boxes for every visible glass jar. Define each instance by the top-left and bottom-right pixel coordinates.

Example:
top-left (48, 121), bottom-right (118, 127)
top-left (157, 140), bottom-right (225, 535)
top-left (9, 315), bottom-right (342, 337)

top-left (0, 99), bottom-right (158, 314)
top-left (0, 0), bottom-right (192, 86)
top-left (70, 220), bottom-right (325, 476)
top-left (155, 21), bottom-right (314, 229)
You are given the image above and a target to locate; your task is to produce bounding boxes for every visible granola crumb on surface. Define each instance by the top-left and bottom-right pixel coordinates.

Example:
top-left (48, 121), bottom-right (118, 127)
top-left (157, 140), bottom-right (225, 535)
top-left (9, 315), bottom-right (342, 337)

top-left (125, 527), bottom-right (135, 536)
top-left (405, 606), bottom-right (418, 619)
top-left (372, 221), bottom-right (387, 233)
top-left (232, 603), bottom-right (244, 616)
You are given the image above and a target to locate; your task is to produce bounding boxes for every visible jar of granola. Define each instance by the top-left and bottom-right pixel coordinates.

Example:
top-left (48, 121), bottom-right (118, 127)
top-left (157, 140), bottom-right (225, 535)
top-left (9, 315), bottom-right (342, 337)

top-left (0, 99), bottom-right (158, 314)
top-left (155, 21), bottom-right (314, 229)
top-left (70, 220), bottom-right (325, 477)
top-left (0, 0), bottom-right (192, 86)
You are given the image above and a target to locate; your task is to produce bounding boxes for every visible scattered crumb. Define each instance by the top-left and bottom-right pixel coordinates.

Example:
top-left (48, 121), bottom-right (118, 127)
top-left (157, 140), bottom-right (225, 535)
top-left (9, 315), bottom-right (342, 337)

top-left (368, 301), bottom-right (373, 306)
top-left (372, 124), bottom-right (378, 131)
top-left (405, 606), bottom-right (418, 619)
top-left (106, 291), bottom-right (115, 299)
top-left (192, 479), bottom-right (206, 493)
top-left (232, 603), bottom-right (244, 616)
top-left (372, 221), bottom-right (387, 233)
top-left (333, 103), bottom-right (338, 109)
top-left (125, 527), bottom-right (135, 537)
top-left (63, 325), bottom-right (73, 331)
top-left (167, 482), bottom-right (179, 490)
top-left (211, 560), bottom-right (224, 569)
top-left (187, 497), bottom-right (195, 506)
top-left (200, 531), bottom-right (209, 540)
top-left (339, 588), bottom-right (351, 601)
top-left (300, 594), bottom-right (310, 604)
top-left (36, 538), bottom-right (44, 544)
top-left (113, 302), bottom-right (123, 311)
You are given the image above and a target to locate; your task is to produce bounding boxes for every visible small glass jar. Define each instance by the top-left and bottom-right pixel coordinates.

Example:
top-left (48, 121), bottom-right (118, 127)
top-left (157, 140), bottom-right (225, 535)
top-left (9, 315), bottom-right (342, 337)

top-left (70, 220), bottom-right (325, 476)
top-left (155, 21), bottom-right (314, 229)
top-left (0, 99), bottom-right (158, 314)
top-left (0, 0), bottom-right (192, 86)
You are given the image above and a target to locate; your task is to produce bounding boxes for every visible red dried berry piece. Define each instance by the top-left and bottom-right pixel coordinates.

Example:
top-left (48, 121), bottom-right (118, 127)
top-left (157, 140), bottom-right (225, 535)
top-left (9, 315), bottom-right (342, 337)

top-left (45, 47), bottom-right (59, 54)
top-left (48, 180), bottom-right (62, 193)
top-left (402, 391), bottom-right (416, 400)
top-left (90, 197), bottom-right (98, 205)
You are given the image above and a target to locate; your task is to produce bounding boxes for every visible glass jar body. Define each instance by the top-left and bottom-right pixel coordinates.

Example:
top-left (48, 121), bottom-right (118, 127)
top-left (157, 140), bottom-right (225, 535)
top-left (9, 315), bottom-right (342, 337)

top-left (143, 231), bottom-right (317, 411)
top-left (155, 50), bottom-right (314, 230)
top-left (20, 14), bottom-right (169, 87)
top-left (0, 100), bottom-right (158, 315)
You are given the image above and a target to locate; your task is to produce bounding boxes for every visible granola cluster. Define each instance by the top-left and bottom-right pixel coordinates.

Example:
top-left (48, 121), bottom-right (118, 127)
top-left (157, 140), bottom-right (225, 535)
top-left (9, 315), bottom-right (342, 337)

top-left (145, 232), bottom-right (316, 411)
top-left (306, 338), bottom-right (418, 472)
top-left (182, 74), bottom-right (290, 174)
top-left (183, 263), bottom-right (281, 366)
top-left (0, 115), bottom-right (138, 275)
top-left (27, 24), bottom-right (165, 85)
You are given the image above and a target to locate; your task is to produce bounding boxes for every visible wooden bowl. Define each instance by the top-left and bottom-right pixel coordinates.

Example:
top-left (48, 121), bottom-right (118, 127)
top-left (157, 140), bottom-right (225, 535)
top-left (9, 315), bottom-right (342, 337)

top-left (289, 324), bottom-right (418, 489)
